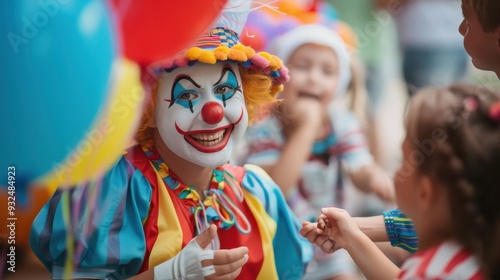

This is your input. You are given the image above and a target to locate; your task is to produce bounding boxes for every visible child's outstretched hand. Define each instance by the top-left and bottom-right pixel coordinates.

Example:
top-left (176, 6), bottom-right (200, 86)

top-left (316, 208), bottom-right (363, 251)
top-left (300, 221), bottom-right (341, 254)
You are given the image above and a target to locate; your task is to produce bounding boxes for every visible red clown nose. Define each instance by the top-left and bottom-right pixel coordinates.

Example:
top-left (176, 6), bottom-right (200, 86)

top-left (201, 101), bottom-right (224, 124)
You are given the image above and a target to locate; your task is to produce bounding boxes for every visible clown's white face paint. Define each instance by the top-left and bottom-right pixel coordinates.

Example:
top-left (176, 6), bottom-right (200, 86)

top-left (155, 62), bottom-right (248, 168)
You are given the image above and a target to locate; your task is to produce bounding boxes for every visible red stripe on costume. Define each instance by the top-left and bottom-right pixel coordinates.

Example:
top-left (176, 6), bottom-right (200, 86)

top-left (124, 145), bottom-right (195, 273)
top-left (328, 143), bottom-right (367, 156)
top-left (470, 270), bottom-right (483, 280)
top-left (415, 245), bottom-right (440, 277)
top-left (124, 146), bottom-right (160, 273)
top-left (398, 269), bottom-right (407, 279)
top-left (339, 129), bottom-right (364, 140)
top-left (223, 164), bottom-right (245, 182)
top-left (443, 249), bottom-right (469, 274)
top-left (164, 182), bottom-right (196, 246)
top-left (248, 141), bottom-right (280, 154)
top-left (219, 164), bottom-right (265, 280)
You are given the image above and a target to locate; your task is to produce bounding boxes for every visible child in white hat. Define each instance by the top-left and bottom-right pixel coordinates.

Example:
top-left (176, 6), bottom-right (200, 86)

top-left (243, 24), bottom-right (395, 279)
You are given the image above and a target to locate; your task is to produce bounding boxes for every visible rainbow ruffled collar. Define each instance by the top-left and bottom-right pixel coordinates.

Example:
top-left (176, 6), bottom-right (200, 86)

top-left (144, 147), bottom-right (251, 235)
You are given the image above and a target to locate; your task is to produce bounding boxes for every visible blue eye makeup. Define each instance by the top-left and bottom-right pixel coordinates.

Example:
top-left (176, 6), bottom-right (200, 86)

top-left (169, 75), bottom-right (201, 113)
top-left (213, 66), bottom-right (241, 107)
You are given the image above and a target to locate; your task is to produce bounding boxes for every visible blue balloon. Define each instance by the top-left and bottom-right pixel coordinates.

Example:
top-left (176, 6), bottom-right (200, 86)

top-left (0, 0), bottom-right (117, 191)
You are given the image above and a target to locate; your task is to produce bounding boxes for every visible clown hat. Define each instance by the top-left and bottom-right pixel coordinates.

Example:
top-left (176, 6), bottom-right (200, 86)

top-left (147, 0), bottom-right (289, 88)
top-left (270, 24), bottom-right (352, 98)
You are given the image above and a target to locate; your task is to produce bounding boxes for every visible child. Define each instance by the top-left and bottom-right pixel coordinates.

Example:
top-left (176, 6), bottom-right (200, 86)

top-left (459, 0), bottom-right (500, 79)
top-left (298, 0), bottom-right (500, 258)
top-left (243, 24), bottom-right (394, 280)
top-left (302, 84), bottom-right (500, 279)
top-left (29, 2), bottom-right (312, 279)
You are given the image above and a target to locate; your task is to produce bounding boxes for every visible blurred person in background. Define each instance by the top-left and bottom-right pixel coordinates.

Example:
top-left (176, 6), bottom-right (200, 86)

top-left (329, 0), bottom-right (401, 171)
top-left (378, 0), bottom-right (469, 95)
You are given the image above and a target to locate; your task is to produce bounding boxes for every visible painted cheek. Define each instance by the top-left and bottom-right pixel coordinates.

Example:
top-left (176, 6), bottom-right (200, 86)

top-left (201, 101), bottom-right (224, 124)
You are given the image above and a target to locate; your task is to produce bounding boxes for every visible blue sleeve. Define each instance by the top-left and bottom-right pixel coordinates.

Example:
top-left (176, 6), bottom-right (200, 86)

top-left (241, 165), bottom-right (313, 279)
top-left (383, 208), bottom-right (418, 253)
top-left (29, 157), bottom-right (152, 279)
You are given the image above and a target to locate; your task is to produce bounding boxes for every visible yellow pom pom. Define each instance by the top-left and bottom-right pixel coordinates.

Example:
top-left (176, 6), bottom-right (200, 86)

top-left (185, 47), bottom-right (202, 61)
top-left (244, 46), bottom-right (256, 59)
top-left (273, 55), bottom-right (283, 69)
top-left (269, 56), bottom-right (281, 71)
top-left (228, 47), bottom-right (248, 62)
top-left (233, 44), bottom-right (246, 51)
top-left (214, 46), bottom-right (230, 60)
top-left (258, 52), bottom-right (272, 61)
top-left (198, 50), bottom-right (217, 64)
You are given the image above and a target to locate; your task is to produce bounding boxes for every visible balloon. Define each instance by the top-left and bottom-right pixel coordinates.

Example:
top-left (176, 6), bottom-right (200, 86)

top-left (41, 58), bottom-right (144, 190)
top-left (109, 0), bottom-right (228, 66)
top-left (0, 0), bottom-right (117, 192)
top-left (244, 9), bottom-right (300, 51)
top-left (240, 25), bottom-right (266, 52)
top-left (276, 0), bottom-right (318, 24)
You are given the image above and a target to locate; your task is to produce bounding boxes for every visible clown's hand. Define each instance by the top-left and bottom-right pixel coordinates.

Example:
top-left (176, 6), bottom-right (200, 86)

top-left (154, 224), bottom-right (249, 280)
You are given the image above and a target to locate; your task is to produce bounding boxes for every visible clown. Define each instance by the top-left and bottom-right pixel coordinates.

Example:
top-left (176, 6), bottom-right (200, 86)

top-left (29, 2), bottom-right (312, 279)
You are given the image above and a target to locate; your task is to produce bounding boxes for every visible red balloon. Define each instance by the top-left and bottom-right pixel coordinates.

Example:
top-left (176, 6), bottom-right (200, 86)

top-left (109, 0), bottom-right (228, 66)
top-left (240, 25), bottom-right (267, 52)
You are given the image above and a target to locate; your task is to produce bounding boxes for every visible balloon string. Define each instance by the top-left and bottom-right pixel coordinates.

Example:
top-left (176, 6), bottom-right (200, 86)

top-left (72, 182), bottom-right (84, 264)
top-left (223, 0), bottom-right (283, 14)
top-left (224, 0), bottom-right (286, 38)
top-left (62, 192), bottom-right (74, 279)
top-left (251, 1), bottom-right (285, 14)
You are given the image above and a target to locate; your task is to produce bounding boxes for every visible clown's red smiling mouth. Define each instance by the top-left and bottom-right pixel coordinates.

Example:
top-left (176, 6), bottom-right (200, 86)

top-left (174, 109), bottom-right (244, 153)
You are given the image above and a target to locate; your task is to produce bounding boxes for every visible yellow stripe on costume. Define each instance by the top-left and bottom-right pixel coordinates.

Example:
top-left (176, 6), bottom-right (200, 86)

top-left (243, 164), bottom-right (279, 279)
top-left (148, 163), bottom-right (184, 267)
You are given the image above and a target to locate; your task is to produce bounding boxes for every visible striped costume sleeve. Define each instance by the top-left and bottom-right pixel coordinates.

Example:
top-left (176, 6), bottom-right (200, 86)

top-left (244, 116), bottom-right (284, 166)
top-left (29, 157), bottom-right (152, 279)
top-left (241, 164), bottom-right (313, 279)
top-left (330, 110), bottom-right (373, 171)
top-left (383, 208), bottom-right (418, 253)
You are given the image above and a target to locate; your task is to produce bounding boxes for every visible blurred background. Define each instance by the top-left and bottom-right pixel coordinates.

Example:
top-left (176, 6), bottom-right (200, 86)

top-left (1, 0), bottom-right (499, 279)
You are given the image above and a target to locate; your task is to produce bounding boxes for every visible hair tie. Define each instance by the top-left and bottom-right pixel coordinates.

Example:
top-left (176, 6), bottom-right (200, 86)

top-left (464, 97), bottom-right (478, 112)
top-left (489, 101), bottom-right (500, 122)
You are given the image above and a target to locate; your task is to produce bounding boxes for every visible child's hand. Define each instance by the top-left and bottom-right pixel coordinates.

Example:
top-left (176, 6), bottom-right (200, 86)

top-left (316, 208), bottom-right (363, 250)
top-left (282, 96), bottom-right (323, 134)
top-left (300, 221), bottom-right (341, 254)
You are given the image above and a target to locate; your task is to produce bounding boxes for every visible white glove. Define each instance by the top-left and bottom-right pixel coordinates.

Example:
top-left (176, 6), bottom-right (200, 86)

top-left (154, 224), bottom-right (249, 280)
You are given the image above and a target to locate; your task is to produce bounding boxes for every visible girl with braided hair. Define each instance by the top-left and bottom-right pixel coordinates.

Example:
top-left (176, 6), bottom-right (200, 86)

top-left (301, 84), bottom-right (500, 279)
